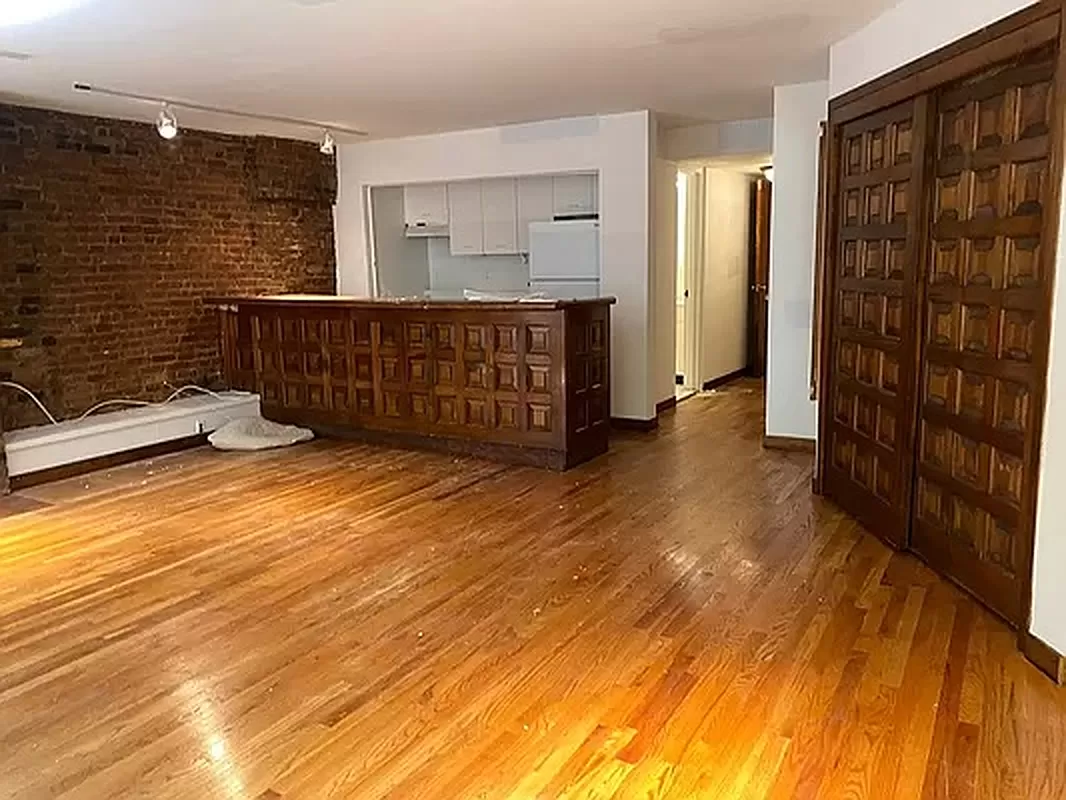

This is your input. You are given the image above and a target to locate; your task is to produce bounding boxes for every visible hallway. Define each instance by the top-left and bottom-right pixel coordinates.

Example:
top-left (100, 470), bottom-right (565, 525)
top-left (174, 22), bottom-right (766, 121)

top-left (1, 381), bottom-right (1063, 798)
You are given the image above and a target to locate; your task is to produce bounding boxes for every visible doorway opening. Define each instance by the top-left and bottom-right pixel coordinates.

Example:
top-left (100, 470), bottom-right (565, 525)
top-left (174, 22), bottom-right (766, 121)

top-left (749, 172), bottom-right (772, 379)
top-left (672, 158), bottom-right (770, 400)
top-left (675, 170), bottom-right (698, 402)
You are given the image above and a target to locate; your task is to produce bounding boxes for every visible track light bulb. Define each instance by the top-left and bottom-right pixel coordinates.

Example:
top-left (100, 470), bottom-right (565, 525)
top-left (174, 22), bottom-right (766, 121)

top-left (156, 105), bottom-right (179, 140)
top-left (319, 130), bottom-right (335, 155)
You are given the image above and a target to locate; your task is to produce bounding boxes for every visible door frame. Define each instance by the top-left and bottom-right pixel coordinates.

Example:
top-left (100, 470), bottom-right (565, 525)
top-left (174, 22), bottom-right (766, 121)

top-left (749, 177), bottom-right (772, 378)
top-left (811, 124), bottom-right (830, 493)
top-left (815, 0), bottom-right (1066, 633)
top-left (676, 168), bottom-right (704, 389)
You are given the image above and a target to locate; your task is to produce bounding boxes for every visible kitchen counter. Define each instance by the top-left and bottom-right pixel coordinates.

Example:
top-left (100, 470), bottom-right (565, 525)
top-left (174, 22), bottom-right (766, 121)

top-left (205, 294), bottom-right (604, 311)
top-left (209, 294), bottom-right (615, 469)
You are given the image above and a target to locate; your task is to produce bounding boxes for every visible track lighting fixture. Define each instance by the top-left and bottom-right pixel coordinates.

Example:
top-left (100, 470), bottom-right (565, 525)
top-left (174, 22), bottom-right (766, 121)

top-left (72, 83), bottom-right (368, 143)
top-left (319, 130), bottom-right (336, 156)
top-left (156, 104), bottom-right (179, 140)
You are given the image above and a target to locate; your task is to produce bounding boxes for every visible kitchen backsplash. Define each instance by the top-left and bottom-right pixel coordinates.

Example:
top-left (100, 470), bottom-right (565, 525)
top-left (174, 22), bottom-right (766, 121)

top-left (426, 239), bottom-right (529, 296)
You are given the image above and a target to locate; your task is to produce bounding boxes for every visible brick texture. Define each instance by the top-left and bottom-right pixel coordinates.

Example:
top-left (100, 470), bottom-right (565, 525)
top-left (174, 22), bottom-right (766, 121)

top-left (0, 103), bottom-right (337, 432)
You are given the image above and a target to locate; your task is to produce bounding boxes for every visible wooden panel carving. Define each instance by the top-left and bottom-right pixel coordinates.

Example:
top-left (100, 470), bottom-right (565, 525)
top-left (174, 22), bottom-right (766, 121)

top-left (822, 96), bottom-right (930, 547)
top-left (823, 8), bottom-right (1062, 639)
top-left (913, 49), bottom-right (1058, 625)
top-left (217, 298), bottom-right (614, 470)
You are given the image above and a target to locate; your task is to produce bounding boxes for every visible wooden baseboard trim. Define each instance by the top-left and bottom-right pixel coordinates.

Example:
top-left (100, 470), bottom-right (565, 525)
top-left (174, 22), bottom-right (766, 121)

top-left (655, 396), bottom-right (678, 415)
top-left (763, 435), bottom-right (816, 454)
top-left (8, 433), bottom-right (209, 491)
top-left (1021, 631), bottom-right (1066, 685)
top-left (611, 417), bottom-right (659, 433)
top-left (702, 368), bottom-right (748, 392)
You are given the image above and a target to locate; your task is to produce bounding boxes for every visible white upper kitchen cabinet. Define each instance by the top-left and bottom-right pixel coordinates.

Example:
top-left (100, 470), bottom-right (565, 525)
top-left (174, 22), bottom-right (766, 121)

top-left (480, 178), bottom-right (518, 255)
top-left (447, 181), bottom-right (484, 256)
top-left (403, 183), bottom-right (448, 230)
top-left (552, 174), bottom-right (598, 216)
top-left (516, 176), bottom-right (554, 252)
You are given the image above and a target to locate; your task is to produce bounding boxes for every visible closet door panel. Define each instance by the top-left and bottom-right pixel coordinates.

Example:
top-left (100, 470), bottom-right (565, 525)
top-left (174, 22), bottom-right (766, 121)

top-left (822, 98), bottom-right (930, 547)
top-left (913, 49), bottom-right (1057, 625)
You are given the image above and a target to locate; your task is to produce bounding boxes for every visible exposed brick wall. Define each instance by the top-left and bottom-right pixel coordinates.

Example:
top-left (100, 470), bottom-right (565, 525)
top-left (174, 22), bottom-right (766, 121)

top-left (0, 104), bottom-right (337, 431)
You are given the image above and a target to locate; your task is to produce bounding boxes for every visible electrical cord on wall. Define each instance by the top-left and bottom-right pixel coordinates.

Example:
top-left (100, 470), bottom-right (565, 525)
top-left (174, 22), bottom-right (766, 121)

top-left (0, 381), bottom-right (223, 427)
top-left (0, 382), bottom-right (60, 425)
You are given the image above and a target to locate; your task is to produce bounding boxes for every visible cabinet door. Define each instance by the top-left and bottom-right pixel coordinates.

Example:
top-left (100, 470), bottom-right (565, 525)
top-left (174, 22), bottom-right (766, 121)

top-left (911, 52), bottom-right (1057, 626)
top-left (552, 174), bottom-right (597, 215)
top-left (821, 97), bottom-right (931, 549)
top-left (517, 176), bottom-right (555, 252)
top-left (447, 182), bottom-right (484, 255)
top-left (481, 178), bottom-right (518, 254)
top-left (403, 184), bottom-right (448, 228)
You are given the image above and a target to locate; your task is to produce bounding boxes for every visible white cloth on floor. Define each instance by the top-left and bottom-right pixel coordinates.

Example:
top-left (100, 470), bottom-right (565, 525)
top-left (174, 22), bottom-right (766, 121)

top-left (208, 416), bottom-right (314, 451)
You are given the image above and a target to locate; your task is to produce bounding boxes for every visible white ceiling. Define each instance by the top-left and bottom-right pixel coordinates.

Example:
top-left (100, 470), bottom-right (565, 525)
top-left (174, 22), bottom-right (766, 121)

top-left (0, 0), bottom-right (896, 142)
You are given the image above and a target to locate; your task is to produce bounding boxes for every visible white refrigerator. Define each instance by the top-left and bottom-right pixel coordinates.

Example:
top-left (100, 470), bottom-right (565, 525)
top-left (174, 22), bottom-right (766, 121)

top-left (528, 220), bottom-right (600, 299)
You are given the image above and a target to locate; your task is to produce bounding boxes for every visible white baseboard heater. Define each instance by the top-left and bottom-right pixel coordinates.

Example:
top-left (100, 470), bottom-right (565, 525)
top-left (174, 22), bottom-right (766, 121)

top-left (3, 391), bottom-right (261, 480)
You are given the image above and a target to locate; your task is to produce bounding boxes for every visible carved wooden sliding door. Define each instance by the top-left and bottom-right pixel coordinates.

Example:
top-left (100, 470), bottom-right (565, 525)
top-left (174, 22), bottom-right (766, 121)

top-left (822, 98), bottom-right (931, 548)
top-left (912, 49), bottom-right (1058, 625)
top-left (821, 4), bottom-right (1064, 635)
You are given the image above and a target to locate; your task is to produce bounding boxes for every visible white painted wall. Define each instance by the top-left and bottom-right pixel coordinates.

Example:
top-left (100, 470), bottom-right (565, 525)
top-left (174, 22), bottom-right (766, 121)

top-left (662, 118), bottom-right (773, 162)
top-left (678, 169), bottom-right (707, 388)
top-left (829, 0), bottom-right (1037, 96)
top-left (718, 118), bottom-right (774, 157)
top-left (369, 186), bottom-right (431, 298)
top-left (335, 112), bottom-right (654, 419)
top-left (1034, 212), bottom-right (1066, 654)
top-left (663, 123), bottom-right (719, 162)
top-left (426, 240), bottom-right (528, 297)
top-left (652, 157), bottom-right (678, 407)
top-left (828, 0), bottom-right (1064, 653)
top-left (700, 169), bottom-right (752, 386)
top-left (766, 81), bottom-right (826, 440)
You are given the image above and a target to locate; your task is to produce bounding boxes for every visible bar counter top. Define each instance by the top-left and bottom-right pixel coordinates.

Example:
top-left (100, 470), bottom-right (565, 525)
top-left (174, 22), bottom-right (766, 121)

top-left (205, 294), bottom-right (616, 312)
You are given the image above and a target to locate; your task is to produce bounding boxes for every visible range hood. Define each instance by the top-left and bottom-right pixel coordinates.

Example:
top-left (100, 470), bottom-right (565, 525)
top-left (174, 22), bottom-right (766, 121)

top-left (405, 222), bottom-right (449, 238)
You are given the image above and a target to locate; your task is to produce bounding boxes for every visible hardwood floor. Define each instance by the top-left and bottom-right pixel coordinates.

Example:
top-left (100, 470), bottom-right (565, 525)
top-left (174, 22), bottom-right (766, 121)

top-left (1, 380), bottom-right (1064, 799)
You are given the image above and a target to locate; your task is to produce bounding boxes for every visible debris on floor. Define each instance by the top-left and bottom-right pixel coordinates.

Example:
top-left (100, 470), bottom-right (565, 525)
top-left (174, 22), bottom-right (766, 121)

top-left (208, 417), bottom-right (314, 451)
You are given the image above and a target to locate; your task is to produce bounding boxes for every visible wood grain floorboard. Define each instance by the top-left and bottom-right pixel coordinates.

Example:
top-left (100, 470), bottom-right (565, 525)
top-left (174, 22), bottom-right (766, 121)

top-left (0, 493), bottom-right (52, 519)
top-left (1, 380), bottom-right (1064, 799)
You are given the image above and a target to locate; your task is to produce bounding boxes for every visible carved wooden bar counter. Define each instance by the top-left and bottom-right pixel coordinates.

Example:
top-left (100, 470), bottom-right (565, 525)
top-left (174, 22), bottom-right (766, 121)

top-left (208, 295), bottom-right (615, 469)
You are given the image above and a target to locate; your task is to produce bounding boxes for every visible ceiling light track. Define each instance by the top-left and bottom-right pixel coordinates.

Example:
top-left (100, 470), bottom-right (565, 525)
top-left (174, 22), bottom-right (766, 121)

top-left (72, 82), bottom-right (367, 143)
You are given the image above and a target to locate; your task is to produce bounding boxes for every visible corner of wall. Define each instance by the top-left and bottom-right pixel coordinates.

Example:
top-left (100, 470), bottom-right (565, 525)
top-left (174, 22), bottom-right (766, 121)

top-left (662, 122), bottom-right (720, 163)
top-left (334, 145), bottom-right (372, 297)
top-left (1031, 157), bottom-right (1066, 653)
top-left (1, 104), bottom-right (335, 429)
top-left (764, 79), bottom-right (827, 440)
